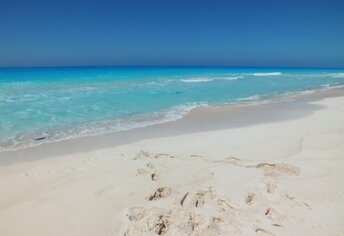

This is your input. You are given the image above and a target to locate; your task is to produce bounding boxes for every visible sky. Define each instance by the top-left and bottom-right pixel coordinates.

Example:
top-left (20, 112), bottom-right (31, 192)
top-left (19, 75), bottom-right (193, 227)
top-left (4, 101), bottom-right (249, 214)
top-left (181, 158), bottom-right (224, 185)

top-left (0, 0), bottom-right (343, 68)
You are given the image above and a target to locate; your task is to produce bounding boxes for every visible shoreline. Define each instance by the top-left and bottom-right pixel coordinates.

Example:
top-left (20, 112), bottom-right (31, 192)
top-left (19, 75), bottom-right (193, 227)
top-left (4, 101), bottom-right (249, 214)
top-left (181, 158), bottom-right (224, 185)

top-left (1, 83), bottom-right (343, 155)
top-left (1, 85), bottom-right (344, 165)
top-left (0, 86), bottom-right (344, 166)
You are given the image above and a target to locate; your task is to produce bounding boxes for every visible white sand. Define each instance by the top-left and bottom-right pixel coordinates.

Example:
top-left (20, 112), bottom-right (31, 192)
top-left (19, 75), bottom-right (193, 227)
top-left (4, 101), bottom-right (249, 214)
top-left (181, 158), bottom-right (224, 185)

top-left (0, 95), bottom-right (344, 236)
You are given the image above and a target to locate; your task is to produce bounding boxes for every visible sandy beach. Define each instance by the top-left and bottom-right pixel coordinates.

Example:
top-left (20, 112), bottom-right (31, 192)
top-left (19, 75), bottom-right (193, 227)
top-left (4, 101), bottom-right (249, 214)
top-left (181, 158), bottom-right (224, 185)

top-left (0, 88), bottom-right (344, 236)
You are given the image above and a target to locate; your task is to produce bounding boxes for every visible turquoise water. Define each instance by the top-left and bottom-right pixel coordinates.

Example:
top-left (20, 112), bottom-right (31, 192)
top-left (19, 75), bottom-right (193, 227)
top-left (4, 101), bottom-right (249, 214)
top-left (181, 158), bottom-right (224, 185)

top-left (1, 67), bottom-right (344, 151)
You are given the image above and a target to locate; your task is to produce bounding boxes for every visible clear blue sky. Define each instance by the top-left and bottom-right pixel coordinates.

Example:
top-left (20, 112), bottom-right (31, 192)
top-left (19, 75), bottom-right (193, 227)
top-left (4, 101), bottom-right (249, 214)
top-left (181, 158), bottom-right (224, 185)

top-left (0, 0), bottom-right (343, 67)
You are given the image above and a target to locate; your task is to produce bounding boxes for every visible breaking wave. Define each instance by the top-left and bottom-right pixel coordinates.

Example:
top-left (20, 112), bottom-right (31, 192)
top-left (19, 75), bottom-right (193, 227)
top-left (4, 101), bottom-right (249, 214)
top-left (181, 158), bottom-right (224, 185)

top-left (253, 72), bottom-right (282, 76)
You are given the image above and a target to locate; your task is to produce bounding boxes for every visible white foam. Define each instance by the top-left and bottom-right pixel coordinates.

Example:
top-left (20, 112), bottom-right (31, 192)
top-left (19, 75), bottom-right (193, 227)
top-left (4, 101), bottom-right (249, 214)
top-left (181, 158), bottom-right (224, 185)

top-left (330, 73), bottom-right (344, 78)
top-left (237, 95), bottom-right (260, 101)
top-left (222, 76), bottom-right (244, 80)
top-left (180, 78), bottom-right (214, 83)
top-left (0, 102), bottom-right (209, 153)
top-left (181, 76), bottom-right (243, 82)
top-left (280, 89), bottom-right (316, 98)
top-left (253, 72), bottom-right (282, 76)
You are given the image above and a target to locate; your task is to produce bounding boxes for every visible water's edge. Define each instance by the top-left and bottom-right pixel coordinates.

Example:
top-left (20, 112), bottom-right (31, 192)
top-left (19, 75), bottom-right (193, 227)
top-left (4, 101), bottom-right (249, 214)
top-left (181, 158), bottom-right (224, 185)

top-left (1, 85), bottom-right (343, 159)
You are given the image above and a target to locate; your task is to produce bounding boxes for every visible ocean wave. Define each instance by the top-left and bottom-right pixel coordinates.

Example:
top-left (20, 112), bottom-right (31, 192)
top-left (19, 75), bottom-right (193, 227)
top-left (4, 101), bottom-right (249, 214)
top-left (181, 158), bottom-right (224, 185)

top-left (180, 76), bottom-right (243, 82)
top-left (144, 79), bottom-right (174, 85)
top-left (253, 72), bottom-right (282, 76)
top-left (279, 89), bottom-right (316, 98)
top-left (0, 102), bottom-right (209, 153)
top-left (236, 95), bottom-right (260, 101)
top-left (180, 78), bottom-right (214, 83)
top-left (320, 83), bottom-right (344, 90)
top-left (0, 92), bottom-right (53, 103)
top-left (329, 73), bottom-right (344, 78)
top-left (221, 76), bottom-right (244, 80)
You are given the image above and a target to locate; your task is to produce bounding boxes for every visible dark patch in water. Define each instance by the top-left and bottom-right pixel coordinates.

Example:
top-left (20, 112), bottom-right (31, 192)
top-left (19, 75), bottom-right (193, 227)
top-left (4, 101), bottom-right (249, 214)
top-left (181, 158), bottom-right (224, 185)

top-left (35, 137), bottom-right (46, 141)
top-left (175, 91), bottom-right (182, 94)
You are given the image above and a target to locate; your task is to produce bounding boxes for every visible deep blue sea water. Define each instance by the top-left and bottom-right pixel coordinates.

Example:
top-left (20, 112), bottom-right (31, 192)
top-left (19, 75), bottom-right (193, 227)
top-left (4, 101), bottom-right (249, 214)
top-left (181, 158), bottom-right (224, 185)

top-left (1, 67), bottom-right (344, 151)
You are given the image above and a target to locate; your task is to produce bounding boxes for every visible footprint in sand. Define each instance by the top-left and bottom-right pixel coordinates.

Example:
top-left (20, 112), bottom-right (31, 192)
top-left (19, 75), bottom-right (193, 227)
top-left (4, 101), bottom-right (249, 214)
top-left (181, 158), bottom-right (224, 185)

top-left (136, 168), bottom-right (148, 175)
top-left (223, 156), bottom-right (242, 165)
top-left (190, 154), bottom-right (203, 158)
top-left (127, 206), bottom-right (147, 221)
top-left (154, 153), bottom-right (174, 159)
top-left (255, 163), bottom-right (301, 177)
top-left (151, 173), bottom-right (159, 181)
top-left (147, 162), bottom-right (155, 169)
top-left (136, 162), bottom-right (160, 181)
top-left (126, 207), bottom-right (170, 235)
top-left (189, 154), bottom-right (243, 166)
top-left (266, 182), bottom-right (278, 194)
top-left (149, 187), bottom-right (171, 201)
top-left (133, 150), bottom-right (152, 160)
top-left (265, 208), bottom-right (285, 225)
top-left (255, 228), bottom-right (276, 236)
top-left (179, 188), bottom-right (233, 210)
top-left (180, 192), bottom-right (189, 206)
top-left (194, 189), bottom-right (216, 207)
top-left (125, 188), bottom-right (239, 235)
top-left (245, 193), bottom-right (256, 205)
top-left (134, 151), bottom-right (174, 160)
top-left (284, 193), bottom-right (311, 209)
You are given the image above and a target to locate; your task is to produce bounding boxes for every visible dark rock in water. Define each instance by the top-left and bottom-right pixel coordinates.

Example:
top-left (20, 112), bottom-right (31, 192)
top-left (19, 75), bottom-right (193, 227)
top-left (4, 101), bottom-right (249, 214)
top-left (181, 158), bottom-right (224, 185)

top-left (35, 137), bottom-right (46, 141)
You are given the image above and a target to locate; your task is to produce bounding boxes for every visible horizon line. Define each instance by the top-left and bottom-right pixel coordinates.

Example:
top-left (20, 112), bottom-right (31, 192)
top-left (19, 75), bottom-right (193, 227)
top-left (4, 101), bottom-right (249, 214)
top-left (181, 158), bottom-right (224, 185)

top-left (1, 65), bottom-right (344, 70)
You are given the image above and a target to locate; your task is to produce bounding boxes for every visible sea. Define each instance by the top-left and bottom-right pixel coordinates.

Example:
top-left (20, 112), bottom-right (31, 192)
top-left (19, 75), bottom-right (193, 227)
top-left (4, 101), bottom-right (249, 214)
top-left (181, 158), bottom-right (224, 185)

top-left (1, 66), bottom-right (344, 152)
